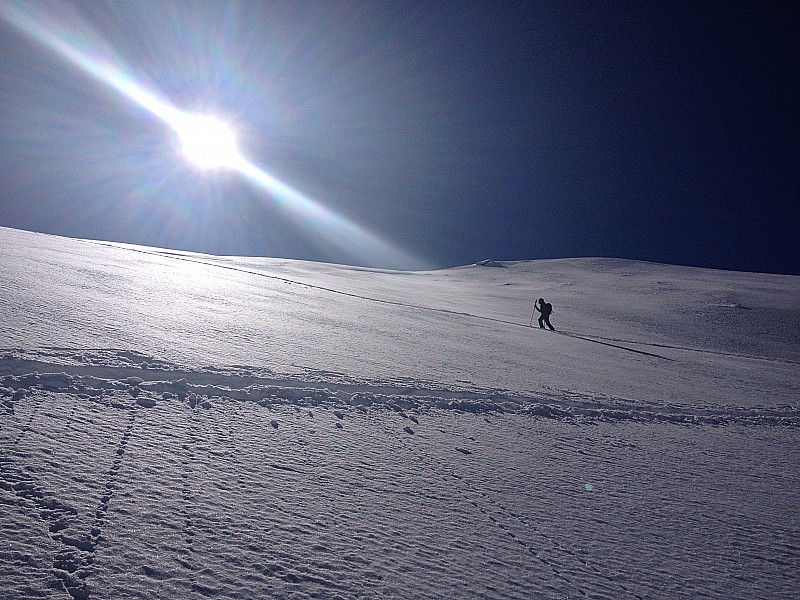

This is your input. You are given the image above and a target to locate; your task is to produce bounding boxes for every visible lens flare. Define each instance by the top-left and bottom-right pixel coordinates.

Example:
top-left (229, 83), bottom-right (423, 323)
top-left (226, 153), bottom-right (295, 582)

top-left (0, 2), bottom-right (425, 269)
top-left (174, 113), bottom-right (242, 170)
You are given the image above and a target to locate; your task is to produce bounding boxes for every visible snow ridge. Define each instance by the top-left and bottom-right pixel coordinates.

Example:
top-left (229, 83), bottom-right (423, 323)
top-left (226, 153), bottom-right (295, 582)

top-left (2, 350), bottom-right (797, 428)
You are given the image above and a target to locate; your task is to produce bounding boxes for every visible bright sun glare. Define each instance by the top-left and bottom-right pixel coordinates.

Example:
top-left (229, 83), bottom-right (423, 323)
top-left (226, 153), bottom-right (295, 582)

top-left (0, 1), bottom-right (425, 268)
top-left (174, 113), bottom-right (241, 170)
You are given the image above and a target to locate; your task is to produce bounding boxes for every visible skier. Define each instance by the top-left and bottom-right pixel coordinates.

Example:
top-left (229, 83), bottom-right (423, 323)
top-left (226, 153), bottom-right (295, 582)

top-left (535, 298), bottom-right (555, 331)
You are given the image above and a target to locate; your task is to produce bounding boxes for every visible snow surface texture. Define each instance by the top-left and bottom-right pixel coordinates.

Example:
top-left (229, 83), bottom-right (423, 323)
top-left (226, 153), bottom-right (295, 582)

top-left (1, 226), bottom-right (798, 599)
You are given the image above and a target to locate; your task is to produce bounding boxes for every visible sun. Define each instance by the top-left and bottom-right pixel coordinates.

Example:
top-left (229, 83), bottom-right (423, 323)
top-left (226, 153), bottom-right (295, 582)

top-left (173, 113), bottom-right (242, 169)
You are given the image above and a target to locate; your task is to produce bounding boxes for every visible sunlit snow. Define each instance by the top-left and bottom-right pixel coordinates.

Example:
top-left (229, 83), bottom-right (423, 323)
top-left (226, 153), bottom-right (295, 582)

top-left (1, 226), bottom-right (798, 599)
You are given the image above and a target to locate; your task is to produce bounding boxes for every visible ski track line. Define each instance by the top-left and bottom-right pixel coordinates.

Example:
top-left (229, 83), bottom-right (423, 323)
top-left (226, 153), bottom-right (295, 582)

top-left (89, 240), bottom-right (684, 363)
top-left (390, 416), bottom-right (590, 598)
top-left (3, 382), bottom-right (796, 597)
top-left (406, 414), bottom-right (645, 600)
top-left (467, 477), bottom-right (646, 600)
top-left (575, 333), bottom-right (800, 366)
top-left (179, 402), bottom-right (199, 593)
top-left (91, 239), bottom-right (800, 366)
top-left (54, 406), bottom-right (137, 600)
top-left (0, 450), bottom-right (80, 597)
top-left (13, 388), bottom-right (43, 447)
top-left (95, 240), bottom-right (799, 366)
top-left (383, 414), bottom-right (647, 600)
top-left (0, 390), bottom-right (137, 600)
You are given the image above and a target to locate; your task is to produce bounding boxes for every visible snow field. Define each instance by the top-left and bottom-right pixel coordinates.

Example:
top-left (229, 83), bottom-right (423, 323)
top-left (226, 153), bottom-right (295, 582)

top-left (1, 370), bottom-right (798, 599)
top-left (2, 227), bottom-right (799, 412)
top-left (1, 227), bottom-right (799, 598)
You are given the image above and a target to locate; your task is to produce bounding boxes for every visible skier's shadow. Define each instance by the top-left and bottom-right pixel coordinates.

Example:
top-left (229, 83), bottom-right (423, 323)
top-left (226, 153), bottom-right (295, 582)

top-left (553, 330), bottom-right (676, 362)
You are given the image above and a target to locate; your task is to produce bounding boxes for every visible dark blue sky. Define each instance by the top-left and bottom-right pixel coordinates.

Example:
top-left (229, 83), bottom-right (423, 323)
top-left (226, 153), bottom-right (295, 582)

top-left (1, 1), bottom-right (797, 273)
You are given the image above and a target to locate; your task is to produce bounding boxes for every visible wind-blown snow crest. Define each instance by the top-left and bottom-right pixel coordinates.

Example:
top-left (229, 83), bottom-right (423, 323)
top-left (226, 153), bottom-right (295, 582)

top-left (2, 349), bottom-right (798, 428)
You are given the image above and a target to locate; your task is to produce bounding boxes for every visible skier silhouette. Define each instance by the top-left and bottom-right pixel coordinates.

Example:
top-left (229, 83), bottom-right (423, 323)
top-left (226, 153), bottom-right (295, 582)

top-left (535, 298), bottom-right (555, 331)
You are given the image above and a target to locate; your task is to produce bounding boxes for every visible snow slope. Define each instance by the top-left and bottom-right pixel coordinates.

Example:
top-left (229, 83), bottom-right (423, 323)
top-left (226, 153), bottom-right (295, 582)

top-left (1, 226), bottom-right (798, 599)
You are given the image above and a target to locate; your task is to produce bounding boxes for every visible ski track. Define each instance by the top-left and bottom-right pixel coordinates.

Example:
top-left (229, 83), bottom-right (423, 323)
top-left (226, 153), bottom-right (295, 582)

top-left (1, 351), bottom-right (799, 599)
top-left (86, 240), bottom-right (799, 367)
